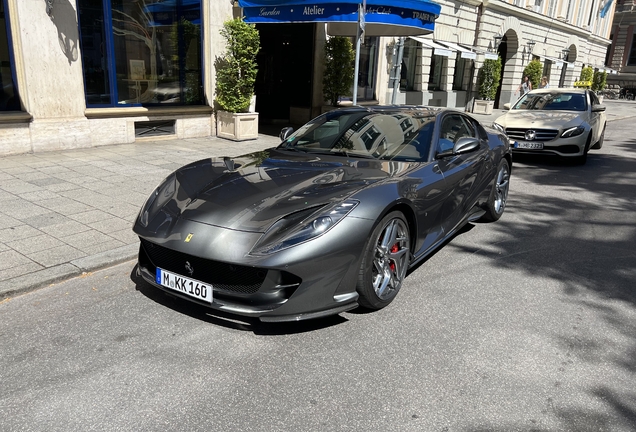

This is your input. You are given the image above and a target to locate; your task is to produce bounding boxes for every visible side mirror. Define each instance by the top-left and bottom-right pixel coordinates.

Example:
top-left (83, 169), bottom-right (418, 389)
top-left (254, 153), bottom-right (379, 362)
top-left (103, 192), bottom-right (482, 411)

top-left (280, 127), bottom-right (294, 141)
top-left (592, 105), bottom-right (606, 113)
top-left (454, 137), bottom-right (480, 155)
top-left (503, 103), bottom-right (511, 110)
top-left (436, 137), bottom-right (480, 159)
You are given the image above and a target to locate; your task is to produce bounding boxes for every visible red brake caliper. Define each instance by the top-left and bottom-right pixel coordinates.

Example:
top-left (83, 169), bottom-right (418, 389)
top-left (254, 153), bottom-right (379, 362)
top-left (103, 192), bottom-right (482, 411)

top-left (389, 244), bottom-right (399, 272)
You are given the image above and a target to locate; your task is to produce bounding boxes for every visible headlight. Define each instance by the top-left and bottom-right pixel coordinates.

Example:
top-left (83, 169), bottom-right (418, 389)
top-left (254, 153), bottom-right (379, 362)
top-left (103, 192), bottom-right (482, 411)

top-left (138, 175), bottom-right (177, 227)
top-left (561, 125), bottom-right (585, 138)
top-left (250, 200), bottom-right (359, 255)
top-left (492, 122), bottom-right (505, 133)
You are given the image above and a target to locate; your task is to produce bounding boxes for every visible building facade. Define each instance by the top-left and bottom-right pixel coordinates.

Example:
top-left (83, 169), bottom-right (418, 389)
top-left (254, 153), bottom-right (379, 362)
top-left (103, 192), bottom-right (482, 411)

top-left (606, 0), bottom-right (636, 89)
top-left (0, 0), bottom-right (236, 155)
top-left (382, 0), bottom-right (615, 109)
top-left (0, 0), bottom-right (615, 156)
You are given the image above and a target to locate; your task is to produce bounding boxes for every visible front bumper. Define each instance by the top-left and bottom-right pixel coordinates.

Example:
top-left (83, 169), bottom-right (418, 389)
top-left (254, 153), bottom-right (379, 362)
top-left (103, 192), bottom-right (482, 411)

top-left (511, 137), bottom-right (588, 158)
top-left (134, 216), bottom-right (374, 322)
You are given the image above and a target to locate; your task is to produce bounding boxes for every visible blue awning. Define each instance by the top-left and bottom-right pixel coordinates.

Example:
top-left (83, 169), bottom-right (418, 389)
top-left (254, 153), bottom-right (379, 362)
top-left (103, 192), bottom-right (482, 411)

top-left (237, 0), bottom-right (441, 36)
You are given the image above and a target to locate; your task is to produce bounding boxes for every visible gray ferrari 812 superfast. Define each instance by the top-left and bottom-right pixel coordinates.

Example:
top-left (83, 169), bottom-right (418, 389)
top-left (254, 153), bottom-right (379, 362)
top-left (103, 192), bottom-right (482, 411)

top-left (133, 106), bottom-right (512, 322)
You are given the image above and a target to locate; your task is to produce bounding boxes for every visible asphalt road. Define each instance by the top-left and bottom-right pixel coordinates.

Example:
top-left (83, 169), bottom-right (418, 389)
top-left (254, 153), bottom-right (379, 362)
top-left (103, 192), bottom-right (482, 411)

top-left (2, 118), bottom-right (636, 432)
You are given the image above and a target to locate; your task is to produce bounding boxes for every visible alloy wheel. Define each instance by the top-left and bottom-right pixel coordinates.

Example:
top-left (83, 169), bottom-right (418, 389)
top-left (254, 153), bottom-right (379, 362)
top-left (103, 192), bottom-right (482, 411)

top-left (372, 218), bottom-right (410, 300)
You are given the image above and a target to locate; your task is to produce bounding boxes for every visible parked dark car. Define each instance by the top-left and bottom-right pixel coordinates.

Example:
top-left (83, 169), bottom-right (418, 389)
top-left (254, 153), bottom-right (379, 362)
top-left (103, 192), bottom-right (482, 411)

top-left (133, 106), bottom-right (512, 322)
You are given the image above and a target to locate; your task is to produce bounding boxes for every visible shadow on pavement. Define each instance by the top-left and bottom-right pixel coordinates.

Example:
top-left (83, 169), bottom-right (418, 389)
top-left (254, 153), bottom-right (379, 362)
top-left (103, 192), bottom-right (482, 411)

top-left (453, 151), bottom-right (636, 431)
top-left (130, 265), bottom-right (348, 335)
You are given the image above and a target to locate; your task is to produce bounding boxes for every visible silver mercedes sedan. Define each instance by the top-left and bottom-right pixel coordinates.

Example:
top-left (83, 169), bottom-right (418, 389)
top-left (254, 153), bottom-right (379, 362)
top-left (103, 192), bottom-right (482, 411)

top-left (494, 88), bottom-right (606, 164)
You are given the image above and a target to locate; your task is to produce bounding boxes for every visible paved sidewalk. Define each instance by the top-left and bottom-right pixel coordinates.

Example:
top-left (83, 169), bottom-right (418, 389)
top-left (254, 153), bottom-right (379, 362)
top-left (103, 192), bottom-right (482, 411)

top-left (0, 133), bottom-right (280, 299)
top-left (1, 100), bottom-right (635, 299)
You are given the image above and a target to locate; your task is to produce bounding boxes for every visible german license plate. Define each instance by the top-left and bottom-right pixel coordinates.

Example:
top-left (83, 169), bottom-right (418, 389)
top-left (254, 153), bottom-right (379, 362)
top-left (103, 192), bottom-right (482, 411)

top-left (156, 267), bottom-right (212, 303)
top-left (516, 141), bottom-right (544, 149)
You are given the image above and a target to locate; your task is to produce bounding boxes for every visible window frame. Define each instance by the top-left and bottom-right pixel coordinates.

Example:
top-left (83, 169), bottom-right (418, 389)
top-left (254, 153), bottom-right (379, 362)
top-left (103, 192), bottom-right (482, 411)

top-left (77, 0), bottom-right (204, 108)
top-left (0, 0), bottom-right (21, 112)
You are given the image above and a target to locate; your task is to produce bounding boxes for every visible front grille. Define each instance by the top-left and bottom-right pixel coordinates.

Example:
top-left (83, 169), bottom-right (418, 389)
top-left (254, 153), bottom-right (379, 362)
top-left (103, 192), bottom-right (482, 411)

top-left (505, 128), bottom-right (559, 142)
top-left (140, 239), bottom-right (266, 294)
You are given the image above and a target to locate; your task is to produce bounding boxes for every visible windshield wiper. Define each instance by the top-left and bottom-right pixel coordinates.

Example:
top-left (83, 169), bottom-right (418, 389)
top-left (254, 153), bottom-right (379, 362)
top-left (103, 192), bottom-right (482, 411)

top-left (280, 146), bottom-right (309, 153)
top-left (328, 150), bottom-right (376, 159)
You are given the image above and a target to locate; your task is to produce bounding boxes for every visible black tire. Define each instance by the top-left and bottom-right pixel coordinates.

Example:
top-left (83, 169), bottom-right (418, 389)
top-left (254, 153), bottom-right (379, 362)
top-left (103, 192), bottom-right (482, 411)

top-left (591, 124), bottom-right (605, 150)
top-left (356, 211), bottom-right (410, 310)
top-left (480, 159), bottom-right (510, 222)
top-left (575, 133), bottom-right (592, 165)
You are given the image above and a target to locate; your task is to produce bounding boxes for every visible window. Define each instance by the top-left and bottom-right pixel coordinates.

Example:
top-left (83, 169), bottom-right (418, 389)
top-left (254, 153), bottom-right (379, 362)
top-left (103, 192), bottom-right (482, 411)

top-left (400, 38), bottom-right (418, 91)
top-left (547, 0), bottom-right (557, 16)
top-left (284, 110), bottom-right (436, 161)
top-left (629, 31), bottom-right (636, 65)
top-left (438, 114), bottom-right (475, 153)
top-left (428, 54), bottom-right (443, 91)
top-left (78, 0), bottom-right (203, 107)
top-left (542, 61), bottom-right (552, 82)
top-left (0, 0), bottom-right (19, 111)
top-left (351, 36), bottom-right (378, 100)
top-left (589, 91), bottom-right (600, 105)
top-left (576, 0), bottom-right (587, 26)
top-left (452, 56), bottom-right (467, 91)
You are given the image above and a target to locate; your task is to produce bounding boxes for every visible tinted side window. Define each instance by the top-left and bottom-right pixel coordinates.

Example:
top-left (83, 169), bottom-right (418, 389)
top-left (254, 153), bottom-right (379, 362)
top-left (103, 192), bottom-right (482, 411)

top-left (589, 91), bottom-right (599, 106)
top-left (438, 115), bottom-right (475, 152)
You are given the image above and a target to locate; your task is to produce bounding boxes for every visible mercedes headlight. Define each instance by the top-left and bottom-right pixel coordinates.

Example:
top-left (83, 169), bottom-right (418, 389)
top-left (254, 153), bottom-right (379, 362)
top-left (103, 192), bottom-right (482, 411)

top-left (492, 122), bottom-right (505, 133)
top-left (250, 200), bottom-right (359, 255)
top-left (561, 125), bottom-right (585, 138)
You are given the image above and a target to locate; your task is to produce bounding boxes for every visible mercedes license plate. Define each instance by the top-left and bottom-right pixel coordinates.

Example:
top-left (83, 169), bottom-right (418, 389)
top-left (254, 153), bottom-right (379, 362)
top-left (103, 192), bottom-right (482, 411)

top-left (516, 141), bottom-right (544, 150)
top-left (156, 267), bottom-right (212, 303)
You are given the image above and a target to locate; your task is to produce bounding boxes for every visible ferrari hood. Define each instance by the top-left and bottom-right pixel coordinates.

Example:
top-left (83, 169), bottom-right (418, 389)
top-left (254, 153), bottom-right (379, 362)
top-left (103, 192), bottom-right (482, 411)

top-left (495, 110), bottom-right (584, 129)
top-left (156, 149), bottom-right (409, 232)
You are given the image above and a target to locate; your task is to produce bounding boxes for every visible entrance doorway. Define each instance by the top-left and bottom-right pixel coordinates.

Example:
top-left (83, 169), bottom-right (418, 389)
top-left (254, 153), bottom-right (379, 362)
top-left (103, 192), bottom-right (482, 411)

top-left (255, 23), bottom-right (314, 124)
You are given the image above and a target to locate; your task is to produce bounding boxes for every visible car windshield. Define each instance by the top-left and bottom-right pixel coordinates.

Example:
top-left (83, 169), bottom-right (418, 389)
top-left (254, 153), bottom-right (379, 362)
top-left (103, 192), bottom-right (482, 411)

top-left (512, 92), bottom-right (587, 112)
top-left (278, 110), bottom-right (436, 162)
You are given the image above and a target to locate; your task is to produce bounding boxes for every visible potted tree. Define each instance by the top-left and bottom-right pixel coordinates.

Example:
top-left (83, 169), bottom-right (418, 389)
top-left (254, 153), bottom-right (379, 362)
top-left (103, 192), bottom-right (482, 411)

top-left (575, 66), bottom-right (594, 89)
top-left (592, 70), bottom-right (608, 102)
top-left (322, 36), bottom-right (355, 112)
top-left (473, 57), bottom-right (502, 115)
top-left (215, 18), bottom-right (260, 141)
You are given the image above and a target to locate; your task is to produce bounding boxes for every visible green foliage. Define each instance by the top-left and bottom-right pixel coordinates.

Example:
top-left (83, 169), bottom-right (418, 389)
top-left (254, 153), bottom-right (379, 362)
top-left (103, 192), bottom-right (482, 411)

top-left (592, 70), bottom-right (607, 92)
top-left (215, 19), bottom-right (260, 113)
top-left (522, 60), bottom-right (543, 90)
top-left (322, 37), bottom-right (355, 106)
top-left (580, 66), bottom-right (594, 83)
top-left (477, 57), bottom-right (502, 100)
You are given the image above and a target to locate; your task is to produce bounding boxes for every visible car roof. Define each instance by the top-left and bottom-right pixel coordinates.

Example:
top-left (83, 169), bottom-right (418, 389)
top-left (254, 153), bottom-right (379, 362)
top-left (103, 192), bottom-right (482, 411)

top-left (528, 88), bottom-right (587, 95)
top-left (324, 105), bottom-right (452, 119)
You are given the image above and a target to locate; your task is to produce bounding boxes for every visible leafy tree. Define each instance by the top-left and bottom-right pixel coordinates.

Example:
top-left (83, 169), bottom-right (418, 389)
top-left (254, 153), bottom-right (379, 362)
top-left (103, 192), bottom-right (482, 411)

top-left (477, 57), bottom-right (502, 100)
top-left (592, 70), bottom-right (607, 92)
top-left (579, 66), bottom-right (594, 83)
top-left (322, 37), bottom-right (355, 106)
top-left (215, 19), bottom-right (260, 113)
top-left (522, 59), bottom-right (542, 90)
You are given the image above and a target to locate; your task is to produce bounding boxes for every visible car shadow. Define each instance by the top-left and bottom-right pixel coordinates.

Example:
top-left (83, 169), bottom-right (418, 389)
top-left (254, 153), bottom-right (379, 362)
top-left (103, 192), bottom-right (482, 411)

top-left (406, 222), bottom-right (476, 275)
top-left (130, 266), bottom-right (348, 334)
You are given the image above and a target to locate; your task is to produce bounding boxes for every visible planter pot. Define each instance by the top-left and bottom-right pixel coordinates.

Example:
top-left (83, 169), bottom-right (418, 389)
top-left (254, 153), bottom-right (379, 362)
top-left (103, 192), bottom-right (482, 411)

top-left (217, 110), bottom-right (259, 141)
top-left (472, 99), bottom-right (494, 115)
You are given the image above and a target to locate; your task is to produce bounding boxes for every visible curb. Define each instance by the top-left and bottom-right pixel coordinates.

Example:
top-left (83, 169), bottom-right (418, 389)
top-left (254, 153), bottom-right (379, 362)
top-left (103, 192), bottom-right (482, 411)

top-left (0, 243), bottom-right (139, 301)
